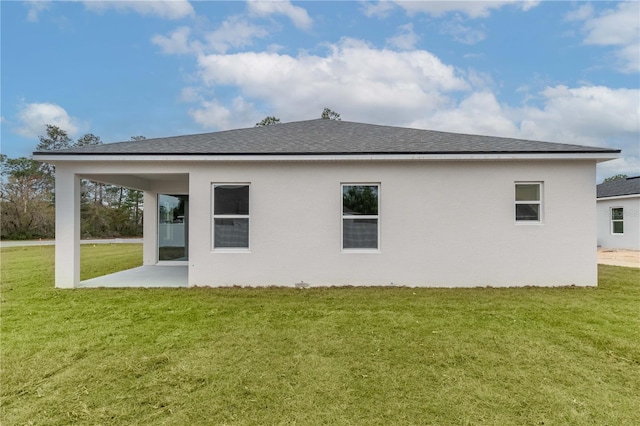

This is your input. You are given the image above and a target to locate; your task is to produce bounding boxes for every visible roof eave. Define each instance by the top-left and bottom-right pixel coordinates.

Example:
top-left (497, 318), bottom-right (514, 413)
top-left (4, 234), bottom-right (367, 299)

top-left (32, 151), bottom-right (621, 163)
top-left (597, 193), bottom-right (640, 200)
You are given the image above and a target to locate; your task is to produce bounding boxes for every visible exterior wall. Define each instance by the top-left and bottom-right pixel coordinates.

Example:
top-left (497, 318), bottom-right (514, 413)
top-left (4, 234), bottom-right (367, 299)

top-left (52, 158), bottom-right (599, 287)
top-left (597, 197), bottom-right (640, 250)
top-left (188, 159), bottom-right (598, 287)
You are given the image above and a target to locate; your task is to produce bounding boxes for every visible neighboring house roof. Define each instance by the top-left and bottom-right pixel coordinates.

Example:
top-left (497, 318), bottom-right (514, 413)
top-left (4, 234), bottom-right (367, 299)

top-left (33, 119), bottom-right (620, 156)
top-left (597, 176), bottom-right (640, 198)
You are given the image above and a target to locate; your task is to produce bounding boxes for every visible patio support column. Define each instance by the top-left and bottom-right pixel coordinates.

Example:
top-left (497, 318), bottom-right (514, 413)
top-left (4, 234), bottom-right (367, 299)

top-left (55, 166), bottom-right (80, 288)
top-left (143, 191), bottom-right (158, 265)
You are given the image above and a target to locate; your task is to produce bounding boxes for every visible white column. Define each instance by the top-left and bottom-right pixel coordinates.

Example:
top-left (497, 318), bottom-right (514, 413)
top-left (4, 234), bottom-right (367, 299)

top-left (55, 166), bottom-right (80, 288)
top-left (143, 191), bottom-right (158, 265)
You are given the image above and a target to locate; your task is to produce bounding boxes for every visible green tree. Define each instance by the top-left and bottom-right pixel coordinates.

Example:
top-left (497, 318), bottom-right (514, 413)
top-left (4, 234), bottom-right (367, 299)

top-left (76, 133), bottom-right (102, 147)
top-left (321, 108), bottom-right (341, 120)
top-left (255, 116), bottom-right (281, 126)
top-left (0, 156), bottom-right (54, 239)
top-left (36, 124), bottom-right (72, 151)
top-left (36, 125), bottom-right (73, 189)
top-left (603, 174), bottom-right (628, 183)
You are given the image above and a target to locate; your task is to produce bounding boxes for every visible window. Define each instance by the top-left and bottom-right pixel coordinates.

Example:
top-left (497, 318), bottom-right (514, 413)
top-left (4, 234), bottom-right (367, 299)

top-left (342, 184), bottom-right (379, 250)
top-left (515, 182), bottom-right (542, 222)
top-left (212, 184), bottom-right (249, 249)
top-left (611, 207), bottom-right (624, 234)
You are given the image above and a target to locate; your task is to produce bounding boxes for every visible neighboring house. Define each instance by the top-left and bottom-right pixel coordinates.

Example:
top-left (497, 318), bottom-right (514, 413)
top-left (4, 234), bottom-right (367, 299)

top-left (32, 119), bottom-right (619, 288)
top-left (596, 176), bottom-right (640, 250)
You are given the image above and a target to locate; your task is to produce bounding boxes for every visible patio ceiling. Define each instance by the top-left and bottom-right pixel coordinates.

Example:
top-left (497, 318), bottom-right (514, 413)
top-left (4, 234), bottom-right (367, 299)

top-left (77, 173), bottom-right (189, 191)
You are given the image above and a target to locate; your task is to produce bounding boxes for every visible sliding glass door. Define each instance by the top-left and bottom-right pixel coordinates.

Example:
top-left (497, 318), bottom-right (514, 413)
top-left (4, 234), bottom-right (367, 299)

top-left (158, 194), bottom-right (188, 261)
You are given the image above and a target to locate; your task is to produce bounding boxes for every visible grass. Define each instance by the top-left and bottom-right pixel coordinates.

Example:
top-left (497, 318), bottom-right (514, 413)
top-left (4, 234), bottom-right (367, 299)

top-left (1, 245), bottom-right (639, 425)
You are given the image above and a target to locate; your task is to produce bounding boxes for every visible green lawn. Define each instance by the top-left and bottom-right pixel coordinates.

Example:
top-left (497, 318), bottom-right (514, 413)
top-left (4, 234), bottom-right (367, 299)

top-left (1, 245), bottom-right (639, 425)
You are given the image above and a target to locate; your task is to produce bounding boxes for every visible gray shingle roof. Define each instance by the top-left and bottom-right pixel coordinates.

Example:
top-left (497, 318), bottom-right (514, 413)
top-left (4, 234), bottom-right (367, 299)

top-left (597, 176), bottom-right (640, 198)
top-left (34, 119), bottom-right (620, 156)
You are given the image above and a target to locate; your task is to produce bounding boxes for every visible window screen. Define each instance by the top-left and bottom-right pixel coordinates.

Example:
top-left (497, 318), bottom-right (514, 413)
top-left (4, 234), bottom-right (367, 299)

top-left (342, 184), bottom-right (379, 250)
top-left (213, 184), bottom-right (249, 249)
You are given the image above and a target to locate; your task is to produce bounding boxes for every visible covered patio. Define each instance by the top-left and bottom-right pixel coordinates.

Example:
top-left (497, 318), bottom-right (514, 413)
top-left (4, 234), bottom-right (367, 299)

top-left (79, 265), bottom-right (188, 288)
top-left (50, 163), bottom-right (191, 288)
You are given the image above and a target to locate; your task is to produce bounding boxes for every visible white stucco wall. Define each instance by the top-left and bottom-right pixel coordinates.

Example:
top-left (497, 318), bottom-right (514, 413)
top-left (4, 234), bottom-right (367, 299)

top-left (51, 158), bottom-right (599, 287)
top-left (187, 159), bottom-right (598, 287)
top-left (597, 196), bottom-right (640, 250)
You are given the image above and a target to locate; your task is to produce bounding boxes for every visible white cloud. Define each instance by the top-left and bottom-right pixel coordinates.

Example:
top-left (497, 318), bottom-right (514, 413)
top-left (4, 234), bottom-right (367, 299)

top-left (412, 91), bottom-right (519, 137)
top-left (386, 23), bottom-right (419, 50)
top-left (515, 85), bottom-right (640, 180)
top-left (394, 0), bottom-right (540, 19)
top-left (247, 0), bottom-right (313, 30)
top-left (565, 4), bottom-right (594, 22)
top-left (205, 16), bottom-right (268, 54)
top-left (179, 86), bottom-right (201, 103)
top-left (25, 0), bottom-right (51, 22)
top-left (193, 38), bottom-right (469, 128)
top-left (153, 17), bottom-right (268, 55)
top-left (15, 102), bottom-right (81, 138)
top-left (361, 0), bottom-right (396, 18)
top-left (152, 26), bottom-right (201, 55)
top-left (582, 2), bottom-right (639, 46)
top-left (441, 16), bottom-right (486, 44)
top-left (189, 99), bottom-right (231, 129)
top-left (189, 97), bottom-right (255, 130)
top-left (517, 85), bottom-right (640, 144)
top-left (83, 0), bottom-right (194, 20)
top-left (570, 2), bottom-right (640, 73)
top-left (367, 1), bottom-right (536, 44)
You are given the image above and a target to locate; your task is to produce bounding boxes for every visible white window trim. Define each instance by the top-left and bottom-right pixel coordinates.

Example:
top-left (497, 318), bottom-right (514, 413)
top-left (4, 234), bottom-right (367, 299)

top-left (211, 183), bottom-right (251, 252)
top-left (515, 182), bottom-right (543, 224)
top-left (610, 207), bottom-right (624, 235)
top-left (341, 183), bottom-right (381, 252)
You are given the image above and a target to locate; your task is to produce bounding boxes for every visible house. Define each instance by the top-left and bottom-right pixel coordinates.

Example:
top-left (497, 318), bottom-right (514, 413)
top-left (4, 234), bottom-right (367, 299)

top-left (32, 119), bottom-right (620, 288)
top-left (596, 176), bottom-right (640, 250)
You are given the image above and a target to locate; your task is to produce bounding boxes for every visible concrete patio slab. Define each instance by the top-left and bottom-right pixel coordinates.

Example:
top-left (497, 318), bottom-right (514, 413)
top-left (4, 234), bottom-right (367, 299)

top-left (79, 265), bottom-right (188, 288)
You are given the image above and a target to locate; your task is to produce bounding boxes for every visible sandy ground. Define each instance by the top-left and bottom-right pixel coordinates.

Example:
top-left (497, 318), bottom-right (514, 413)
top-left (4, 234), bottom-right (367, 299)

top-left (598, 248), bottom-right (640, 268)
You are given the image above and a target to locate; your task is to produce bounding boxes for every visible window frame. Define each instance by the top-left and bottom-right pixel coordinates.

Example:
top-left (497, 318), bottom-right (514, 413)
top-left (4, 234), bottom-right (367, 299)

top-left (341, 183), bottom-right (380, 252)
top-left (211, 183), bottom-right (250, 251)
top-left (515, 182), bottom-right (543, 224)
top-left (611, 207), bottom-right (624, 235)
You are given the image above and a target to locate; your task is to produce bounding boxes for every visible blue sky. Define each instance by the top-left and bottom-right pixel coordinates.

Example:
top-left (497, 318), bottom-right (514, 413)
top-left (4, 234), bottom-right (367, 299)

top-left (2, 1), bottom-right (638, 180)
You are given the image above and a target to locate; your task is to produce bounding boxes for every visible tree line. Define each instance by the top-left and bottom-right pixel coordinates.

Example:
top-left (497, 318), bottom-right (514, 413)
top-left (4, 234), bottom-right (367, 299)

top-left (1, 125), bottom-right (144, 240)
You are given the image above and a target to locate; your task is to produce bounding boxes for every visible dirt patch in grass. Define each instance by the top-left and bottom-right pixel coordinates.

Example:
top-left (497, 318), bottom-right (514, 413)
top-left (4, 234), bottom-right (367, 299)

top-left (598, 248), bottom-right (640, 268)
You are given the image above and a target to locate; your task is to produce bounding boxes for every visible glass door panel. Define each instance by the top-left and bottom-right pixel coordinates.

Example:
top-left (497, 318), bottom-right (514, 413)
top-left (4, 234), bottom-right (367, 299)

top-left (158, 194), bottom-right (188, 261)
